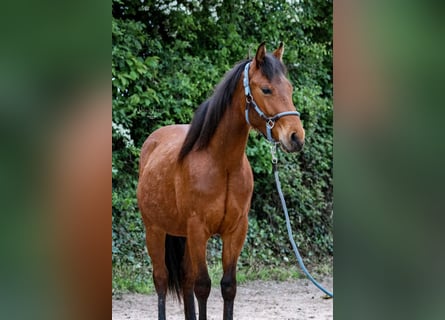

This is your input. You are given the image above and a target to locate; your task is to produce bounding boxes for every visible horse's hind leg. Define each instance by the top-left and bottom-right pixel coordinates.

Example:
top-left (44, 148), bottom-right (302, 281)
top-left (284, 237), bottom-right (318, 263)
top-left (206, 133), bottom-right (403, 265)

top-left (145, 227), bottom-right (168, 320)
top-left (220, 217), bottom-right (248, 320)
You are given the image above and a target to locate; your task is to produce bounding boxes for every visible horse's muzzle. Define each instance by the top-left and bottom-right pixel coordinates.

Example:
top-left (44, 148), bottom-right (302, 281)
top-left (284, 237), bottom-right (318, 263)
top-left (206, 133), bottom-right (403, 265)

top-left (287, 132), bottom-right (304, 152)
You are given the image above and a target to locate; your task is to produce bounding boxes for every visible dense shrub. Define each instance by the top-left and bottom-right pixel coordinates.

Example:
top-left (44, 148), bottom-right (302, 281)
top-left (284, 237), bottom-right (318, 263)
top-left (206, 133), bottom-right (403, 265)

top-left (113, 0), bottom-right (332, 273)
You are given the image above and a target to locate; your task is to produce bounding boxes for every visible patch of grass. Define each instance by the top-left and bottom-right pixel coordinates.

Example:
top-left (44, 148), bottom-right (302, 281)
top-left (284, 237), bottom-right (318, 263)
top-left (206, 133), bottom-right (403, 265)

top-left (240, 265), bottom-right (301, 282)
top-left (112, 263), bottom-right (154, 296)
top-left (113, 259), bottom-right (333, 296)
top-left (312, 259), bottom-right (333, 276)
top-left (208, 262), bottom-right (300, 287)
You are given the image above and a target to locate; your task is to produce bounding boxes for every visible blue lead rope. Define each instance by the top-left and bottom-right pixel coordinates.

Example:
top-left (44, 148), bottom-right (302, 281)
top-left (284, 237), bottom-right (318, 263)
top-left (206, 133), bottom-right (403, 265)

top-left (272, 153), bottom-right (333, 298)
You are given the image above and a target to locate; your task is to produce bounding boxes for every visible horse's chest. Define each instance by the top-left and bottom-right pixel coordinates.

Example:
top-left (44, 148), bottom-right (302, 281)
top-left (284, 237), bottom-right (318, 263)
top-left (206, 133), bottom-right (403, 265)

top-left (180, 165), bottom-right (252, 229)
top-left (186, 163), bottom-right (252, 201)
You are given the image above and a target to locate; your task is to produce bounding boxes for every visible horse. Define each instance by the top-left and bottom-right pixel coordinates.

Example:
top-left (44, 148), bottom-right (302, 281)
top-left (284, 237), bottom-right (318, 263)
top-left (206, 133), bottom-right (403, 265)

top-left (137, 42), bottom-right (305, 320)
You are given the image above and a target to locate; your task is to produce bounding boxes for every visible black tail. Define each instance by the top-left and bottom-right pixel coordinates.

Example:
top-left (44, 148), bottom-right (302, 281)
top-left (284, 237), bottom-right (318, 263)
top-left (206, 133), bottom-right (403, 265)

top-left (165, 234), bottom-right (186, 301)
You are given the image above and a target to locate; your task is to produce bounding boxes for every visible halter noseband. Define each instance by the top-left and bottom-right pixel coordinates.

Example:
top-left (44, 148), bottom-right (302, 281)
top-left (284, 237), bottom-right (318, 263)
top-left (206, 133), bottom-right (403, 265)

top-left (243, 62), bottom-right (300, 143)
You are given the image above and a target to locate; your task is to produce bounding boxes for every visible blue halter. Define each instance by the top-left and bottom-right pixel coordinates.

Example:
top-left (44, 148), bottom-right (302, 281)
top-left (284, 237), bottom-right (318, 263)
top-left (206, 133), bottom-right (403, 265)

top-left (243, 62), bottom-right (300, 143)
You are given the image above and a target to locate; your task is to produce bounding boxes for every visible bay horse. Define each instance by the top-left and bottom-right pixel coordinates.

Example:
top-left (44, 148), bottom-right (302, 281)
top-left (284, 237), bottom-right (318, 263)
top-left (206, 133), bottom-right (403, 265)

top-left (137, 42), bottom-right (305, 320)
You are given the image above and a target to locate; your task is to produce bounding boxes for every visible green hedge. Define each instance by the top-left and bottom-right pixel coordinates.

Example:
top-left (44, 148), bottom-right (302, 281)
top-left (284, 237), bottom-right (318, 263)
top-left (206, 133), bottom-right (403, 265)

top-left (112, 0), bottom-right (332, 273)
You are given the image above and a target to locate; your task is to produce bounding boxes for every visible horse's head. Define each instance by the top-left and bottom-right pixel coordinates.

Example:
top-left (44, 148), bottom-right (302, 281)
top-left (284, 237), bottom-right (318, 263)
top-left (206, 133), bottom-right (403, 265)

top-left (244, 42), bottom-right (305, 152)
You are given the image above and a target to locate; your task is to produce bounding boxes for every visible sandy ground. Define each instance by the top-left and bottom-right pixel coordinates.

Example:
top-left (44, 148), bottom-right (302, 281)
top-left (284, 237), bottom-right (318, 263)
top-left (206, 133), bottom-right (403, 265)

top-left (112, 277), bottom-right (333, 320)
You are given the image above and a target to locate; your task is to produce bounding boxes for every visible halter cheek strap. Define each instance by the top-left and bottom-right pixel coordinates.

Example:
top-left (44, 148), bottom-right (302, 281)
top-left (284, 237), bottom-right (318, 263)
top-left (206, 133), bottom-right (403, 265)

top-left (243, 62), bottom-right (300, 143)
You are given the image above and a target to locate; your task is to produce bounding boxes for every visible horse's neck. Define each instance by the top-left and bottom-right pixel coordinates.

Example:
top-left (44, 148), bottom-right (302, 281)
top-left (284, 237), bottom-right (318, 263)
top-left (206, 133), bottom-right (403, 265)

top-left (207, 97), bottom-right (250, 169)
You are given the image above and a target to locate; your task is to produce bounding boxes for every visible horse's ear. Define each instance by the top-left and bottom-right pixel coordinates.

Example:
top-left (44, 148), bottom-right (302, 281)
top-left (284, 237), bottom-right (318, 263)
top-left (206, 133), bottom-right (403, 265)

top-left (272, 42), bottom-right (284, 61)
top-left (255, 41), bottom-right (267, 66)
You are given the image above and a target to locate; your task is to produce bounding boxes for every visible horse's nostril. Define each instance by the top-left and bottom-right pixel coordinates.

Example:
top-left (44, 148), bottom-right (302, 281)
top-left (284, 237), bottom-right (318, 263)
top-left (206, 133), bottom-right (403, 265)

top-left (291, 132), bottom-right (300, 144)
top-left (290, 132), bottom-right (304, 151)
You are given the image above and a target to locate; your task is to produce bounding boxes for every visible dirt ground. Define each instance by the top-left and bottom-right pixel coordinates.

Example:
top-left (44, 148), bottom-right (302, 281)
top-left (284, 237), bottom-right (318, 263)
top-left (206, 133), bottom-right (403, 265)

top-left (112, 277), bottom-right (333, 320)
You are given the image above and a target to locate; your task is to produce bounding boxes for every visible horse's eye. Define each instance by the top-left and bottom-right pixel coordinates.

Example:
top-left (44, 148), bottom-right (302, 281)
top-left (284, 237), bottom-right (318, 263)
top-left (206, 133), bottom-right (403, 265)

top-left (261, 88), bottom-right (272, 95)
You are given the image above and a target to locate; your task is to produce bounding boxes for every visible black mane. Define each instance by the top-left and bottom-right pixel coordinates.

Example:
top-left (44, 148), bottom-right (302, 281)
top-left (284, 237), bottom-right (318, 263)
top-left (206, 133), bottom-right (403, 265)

top-left (178, 54), bottom-right (285, 161)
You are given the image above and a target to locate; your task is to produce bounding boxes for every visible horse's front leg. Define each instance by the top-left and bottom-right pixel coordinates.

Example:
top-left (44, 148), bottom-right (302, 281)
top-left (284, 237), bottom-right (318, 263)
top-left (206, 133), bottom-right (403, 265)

top-left (194, 265), bottom-right (211, 320)
top-left (185, 220), bottom-right (211, 320)
top-left (182, 244), bottom-right (196, 320)
top-left (220, 217), bottom-right (248, 320)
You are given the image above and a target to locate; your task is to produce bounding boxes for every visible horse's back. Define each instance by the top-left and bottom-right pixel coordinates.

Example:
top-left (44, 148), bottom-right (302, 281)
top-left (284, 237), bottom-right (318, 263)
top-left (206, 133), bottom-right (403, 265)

top-left (139, 124), bottom-right (189, 175)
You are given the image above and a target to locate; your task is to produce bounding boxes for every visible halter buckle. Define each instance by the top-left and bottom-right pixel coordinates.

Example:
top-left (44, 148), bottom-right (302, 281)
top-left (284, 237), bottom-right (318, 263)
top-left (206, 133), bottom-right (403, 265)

top-left (266, 119), bottom-right (275, 129)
